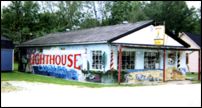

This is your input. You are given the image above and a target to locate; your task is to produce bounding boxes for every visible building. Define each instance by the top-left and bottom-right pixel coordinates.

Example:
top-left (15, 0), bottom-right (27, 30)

top-left (17, 20), bottom-right (201, 83)
top-left (1, 36), bottom-right (14, 71)
top-left (179, 32), bottom-right (201, 73)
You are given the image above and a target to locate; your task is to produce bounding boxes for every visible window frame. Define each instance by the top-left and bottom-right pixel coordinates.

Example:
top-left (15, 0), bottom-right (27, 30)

top-left (118, 51), bottom-right (136, 70)
top-left (144, 51), bottom-right (160, 69)
top-left (91, 50), bottom-right (103, 70)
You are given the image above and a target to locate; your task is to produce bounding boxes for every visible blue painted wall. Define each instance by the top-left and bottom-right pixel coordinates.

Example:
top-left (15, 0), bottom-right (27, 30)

top-left (1, 49), bottom-right (13, 71)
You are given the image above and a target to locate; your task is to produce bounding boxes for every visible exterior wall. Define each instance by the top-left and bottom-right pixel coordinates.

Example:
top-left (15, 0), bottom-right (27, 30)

top-left (113, 25), bottom-right (183, 47)
top-left (187, 51), bottom-right (199, 72)
top-left (24, 44), bottom-right (112, 82)
top-left (112, 48), bottom-right (187, 83)
top-left (1, 48), bottom-right (14, 71)
top-left (180, 34), bottom-right (200, 72)
top-left (21, 44), bottom-right (188, 83)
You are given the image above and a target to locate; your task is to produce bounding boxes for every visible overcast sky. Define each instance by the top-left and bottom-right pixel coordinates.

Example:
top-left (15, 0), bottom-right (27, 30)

top-left (1, 1), bottom-right (201, 11)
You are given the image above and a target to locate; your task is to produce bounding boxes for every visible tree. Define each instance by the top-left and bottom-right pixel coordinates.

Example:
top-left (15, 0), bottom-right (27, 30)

top-left (111, 1), bottom-right (132, 24)
top-left (56, 1), bottom-right (83, 31)
top-left (143, 1), bottom-right (200, 35)
top-left (1, 1), bottom-right (24, 43)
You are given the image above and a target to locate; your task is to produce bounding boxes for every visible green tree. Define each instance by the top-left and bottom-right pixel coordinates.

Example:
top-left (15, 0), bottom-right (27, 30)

top-left (111, 1), bottom-right (132, 24)
top-left (143, 1), bottom-right (200, 35)
top-left (56, 1), bottom-right (83, 31)
top-left (1, 1), bottom-right (24, 43)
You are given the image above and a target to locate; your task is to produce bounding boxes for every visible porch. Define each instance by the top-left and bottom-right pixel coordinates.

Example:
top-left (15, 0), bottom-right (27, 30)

top-left (112, 43), bottom-right (201, 84)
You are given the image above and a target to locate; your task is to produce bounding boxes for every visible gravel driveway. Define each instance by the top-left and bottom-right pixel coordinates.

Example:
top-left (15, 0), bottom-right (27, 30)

top-left (1, 81), bottom-right (201, 107)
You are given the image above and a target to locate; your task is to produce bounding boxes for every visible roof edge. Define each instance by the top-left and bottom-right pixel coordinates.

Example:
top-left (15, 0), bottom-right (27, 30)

top-left (165, 30), bottom-right (190, 48)
top-left (108, 20), bottom-right (154, 43)
top-left (17, 41), bottom-right (107, 47)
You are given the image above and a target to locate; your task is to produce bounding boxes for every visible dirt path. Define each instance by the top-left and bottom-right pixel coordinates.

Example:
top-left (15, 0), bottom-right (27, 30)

top-left (1, 81), bottom-right (201, 107)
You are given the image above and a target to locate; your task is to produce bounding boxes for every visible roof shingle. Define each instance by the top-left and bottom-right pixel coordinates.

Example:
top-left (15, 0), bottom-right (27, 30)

top-left (184, 32), bottom-right (201, 47)
top-left (19, 20), bottom-right (153, 47)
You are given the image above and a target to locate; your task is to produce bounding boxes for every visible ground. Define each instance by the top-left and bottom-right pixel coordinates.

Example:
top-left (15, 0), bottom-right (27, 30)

top-left (1, 81), bottom-right (201, 107)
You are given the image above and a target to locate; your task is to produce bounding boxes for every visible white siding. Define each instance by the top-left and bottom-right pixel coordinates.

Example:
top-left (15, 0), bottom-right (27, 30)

top-left (43, 44), bottom-right (112, 71)
top-left (113, 25), bottom-right (183, 47)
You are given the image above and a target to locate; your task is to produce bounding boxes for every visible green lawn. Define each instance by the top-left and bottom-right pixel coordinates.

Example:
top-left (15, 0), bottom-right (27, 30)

top-left (186, 72), bottom-right (199, 80)
top-left (2, 62), bottom-right (141, 88)
top-left (2, 63), bottom-right (200, 87)
top-left (186, 72), bottom-right (201, 83)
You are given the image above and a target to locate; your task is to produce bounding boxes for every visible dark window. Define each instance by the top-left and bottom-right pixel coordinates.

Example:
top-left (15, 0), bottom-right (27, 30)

top-left (39, 48), bottom-right (43, 53)
top-left (144, 52), bottom-right (160, 69)
top-left (118, 51), bottom-right (135, 70)
top-left (168, 51), bottom-right (176, 65)
top-left (186, 53), bottom-right (189, 64)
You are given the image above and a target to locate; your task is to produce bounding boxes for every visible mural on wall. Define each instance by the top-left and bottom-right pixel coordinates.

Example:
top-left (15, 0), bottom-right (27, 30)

top-left (125, 68), bottom-right (186, 83)
top-left (165, 67), bottom-right (186, 81)
top-left (23, 48), bottom-right (83, 81)
top-left (32, 65), bottom-right (78, 80)
top-left (125, 70), bottom-right (163, 83)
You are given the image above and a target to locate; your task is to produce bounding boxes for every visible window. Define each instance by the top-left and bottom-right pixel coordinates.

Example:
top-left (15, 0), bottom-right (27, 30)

top-left (60, 47), bottom-right (66, 50)
top-left (144, 52), bottom-right (160, 69)
top-left (39, 48), bottom-right (43, 53)
top-left (118, 51), bottom-right (135, 70)
top-left (168, 51), bottom-right (176, 65)
top-left (92, 51), bottom-right (102, 69)
top-left (186, 53), bottom-right (189, 64)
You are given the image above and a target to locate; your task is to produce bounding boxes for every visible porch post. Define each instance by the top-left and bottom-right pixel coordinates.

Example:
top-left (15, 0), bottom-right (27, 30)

top-left (198, 50), bottom-right (201, 81)
top-left (163, 49), bottom-right (166, 82)
top-left (118, 45), bottom-right (122, 84)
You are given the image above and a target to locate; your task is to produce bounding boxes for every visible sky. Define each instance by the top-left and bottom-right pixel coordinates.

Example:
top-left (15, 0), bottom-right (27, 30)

top-left (1, 1), bottom-right (201, 10)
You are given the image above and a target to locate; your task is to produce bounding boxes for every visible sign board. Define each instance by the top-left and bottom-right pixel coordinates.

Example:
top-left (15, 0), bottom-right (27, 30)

top-left (154, 25), bottom-right (165, 45)
top-left (154, 39), bottom-right (164, 45)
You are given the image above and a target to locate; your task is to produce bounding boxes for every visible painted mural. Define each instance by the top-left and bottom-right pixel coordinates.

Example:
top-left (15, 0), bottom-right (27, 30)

top-left (23, 48), bottom-right (85, 81)
top-left (165, 67), bottom-right (186, 81)
top-left (125, 67), bottom-right (186, 83)
top-left (125, 70), bottom-right (163, 83)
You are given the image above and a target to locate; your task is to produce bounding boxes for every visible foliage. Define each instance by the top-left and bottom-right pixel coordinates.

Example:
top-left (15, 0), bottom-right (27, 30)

top-left (1, 1), bottom-right (201, 45)
top-left (143, 1), bottom-right (201, 35)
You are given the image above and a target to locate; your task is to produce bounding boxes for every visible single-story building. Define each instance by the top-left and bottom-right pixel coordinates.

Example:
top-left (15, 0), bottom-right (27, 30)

top-left (1, 36), bottom-right (15, 71)
top-left (17, 20), bottom-right (201, 84)
top-left (179, 32), bottom-right (201, 73)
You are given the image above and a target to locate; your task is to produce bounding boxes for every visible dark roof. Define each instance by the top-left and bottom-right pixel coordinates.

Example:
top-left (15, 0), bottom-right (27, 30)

top-left (1, 36), bottom-right (14, 49)
top-left (165, 30), bottom-right (190, 48)
top-left (184, 32), bottom-right (201, 47)
top-left (1, 36), bottom-right (10, 41)
top-left (19, 20), bottom-right (154, 47)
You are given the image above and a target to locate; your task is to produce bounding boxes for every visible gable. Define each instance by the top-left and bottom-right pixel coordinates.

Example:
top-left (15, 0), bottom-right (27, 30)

top-left (180, 33), bottom-right (200, 49)
top-left (112, 25), bottom-right (183, 47)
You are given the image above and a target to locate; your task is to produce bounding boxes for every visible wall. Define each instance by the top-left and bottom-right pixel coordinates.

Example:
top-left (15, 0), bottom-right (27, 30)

top-left (1, 49), bottom-right (14, 71)
top-left (180, 33), bottom-right (200, 72)
top-left (24, 44), bottom-right (111, 82)
top-left (113, 48), bottom-right (187, 83)
top-left (188, 51), bottom-right (199, 72)
top-left (126, 70), bottom-right (163, 83)
top-left (113, 25), bottom-right (183, 47)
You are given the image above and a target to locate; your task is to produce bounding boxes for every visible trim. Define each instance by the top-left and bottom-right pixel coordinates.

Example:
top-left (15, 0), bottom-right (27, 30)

top-left (17, 41), bottom-right (107, 48)
top-left (108, 20), bottom-right (154, 43)
top-left (111, 43), bottom-right (199, 51)
top-left (126, 69), bottom-right (163, 73)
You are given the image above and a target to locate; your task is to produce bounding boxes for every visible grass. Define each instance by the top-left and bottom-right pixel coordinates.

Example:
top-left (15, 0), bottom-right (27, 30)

top-left (1, 62), bottom-right (144, 88)
top-left (186, 72), bottom-right (201, 83)
top-left (2, 63), bottom-right (200, 87)
top-left (186, 72), bottom-right (199, 80)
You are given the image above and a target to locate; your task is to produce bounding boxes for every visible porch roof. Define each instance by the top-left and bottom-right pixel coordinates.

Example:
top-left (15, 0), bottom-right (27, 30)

top-left (112, 43), bottom-right (199, 51)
